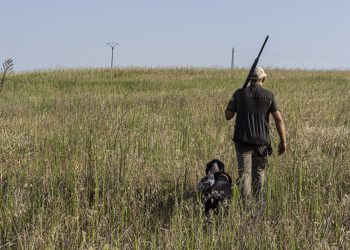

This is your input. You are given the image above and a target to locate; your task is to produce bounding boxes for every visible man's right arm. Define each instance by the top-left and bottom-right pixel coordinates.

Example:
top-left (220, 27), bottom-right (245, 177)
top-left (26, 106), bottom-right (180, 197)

top-left (272, 111), bottom-right (287, 155)
top-left (225, 109), bottom-right (235, 120)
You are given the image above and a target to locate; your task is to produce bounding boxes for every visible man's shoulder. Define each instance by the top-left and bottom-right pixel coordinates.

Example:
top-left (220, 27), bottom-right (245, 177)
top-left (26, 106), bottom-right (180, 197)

top-left (236, 86), bottom-right (275, 98)
top-left (259, 86), bottom-right (275, 98)
top-left (234, 88), bottom-right (244, 94)
top-left (231, 88), bottom-right (244, 99)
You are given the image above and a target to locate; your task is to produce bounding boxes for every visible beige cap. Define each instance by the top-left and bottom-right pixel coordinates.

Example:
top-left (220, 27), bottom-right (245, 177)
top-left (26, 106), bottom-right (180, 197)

top-left (251, 66), bottom-right (267, 80)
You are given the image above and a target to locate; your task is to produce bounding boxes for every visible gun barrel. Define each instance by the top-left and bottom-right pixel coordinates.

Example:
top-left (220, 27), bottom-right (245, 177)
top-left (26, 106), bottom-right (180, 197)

top-left (257, 35), bottom-right (269, 59)
top-left (242, 35), bottom-right (269, 88)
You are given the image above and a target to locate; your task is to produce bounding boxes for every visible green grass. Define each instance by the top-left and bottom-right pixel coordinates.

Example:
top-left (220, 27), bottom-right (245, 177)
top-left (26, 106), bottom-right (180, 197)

top-left (0, 68), bottom-right (349, 249)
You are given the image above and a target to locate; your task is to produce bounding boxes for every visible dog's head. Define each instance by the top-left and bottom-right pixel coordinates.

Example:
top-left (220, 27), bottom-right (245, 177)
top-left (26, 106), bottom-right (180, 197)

top-left (205, 159), bottom-right (225, 175)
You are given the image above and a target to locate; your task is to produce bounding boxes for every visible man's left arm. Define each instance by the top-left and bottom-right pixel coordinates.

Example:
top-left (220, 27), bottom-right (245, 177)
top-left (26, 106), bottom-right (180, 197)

top-left (225, 91), bottom-right (238, 120)
top-left (272, 111), bottom-right (287, 155)
top-left (270, 94), bottom-right (286, 155)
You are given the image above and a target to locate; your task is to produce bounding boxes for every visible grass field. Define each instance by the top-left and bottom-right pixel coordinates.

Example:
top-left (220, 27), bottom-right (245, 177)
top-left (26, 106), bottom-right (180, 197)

top-left (0, 68), bottom-right (349, 249)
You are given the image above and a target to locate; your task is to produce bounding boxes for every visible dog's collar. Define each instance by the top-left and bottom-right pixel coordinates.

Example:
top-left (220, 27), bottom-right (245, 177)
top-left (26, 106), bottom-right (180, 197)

top-left (219, 173), bottom-right (230, 183)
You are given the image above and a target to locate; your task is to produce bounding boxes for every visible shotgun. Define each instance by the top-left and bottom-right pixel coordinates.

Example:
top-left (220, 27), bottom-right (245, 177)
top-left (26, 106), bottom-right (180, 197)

top-left (242, 35), bottom-right (269, 88)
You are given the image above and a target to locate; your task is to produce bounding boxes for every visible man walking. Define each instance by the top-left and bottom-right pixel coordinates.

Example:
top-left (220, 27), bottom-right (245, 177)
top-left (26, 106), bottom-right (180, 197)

top-left (225, 66), bottom-right (286, 208)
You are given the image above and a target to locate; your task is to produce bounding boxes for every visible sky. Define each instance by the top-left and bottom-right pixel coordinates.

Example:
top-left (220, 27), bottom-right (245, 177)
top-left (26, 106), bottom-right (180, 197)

top-left (1, 0), bottom-right (350, 72)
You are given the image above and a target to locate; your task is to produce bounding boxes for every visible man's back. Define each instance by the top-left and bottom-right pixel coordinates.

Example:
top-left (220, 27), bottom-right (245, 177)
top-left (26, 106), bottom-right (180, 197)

top-left (227, 83), bottom-right (278, 146)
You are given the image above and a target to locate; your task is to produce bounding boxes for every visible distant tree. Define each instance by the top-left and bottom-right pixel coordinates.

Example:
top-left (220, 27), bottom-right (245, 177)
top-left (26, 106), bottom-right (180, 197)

top-left (0, 58), bottom-right (14, 92)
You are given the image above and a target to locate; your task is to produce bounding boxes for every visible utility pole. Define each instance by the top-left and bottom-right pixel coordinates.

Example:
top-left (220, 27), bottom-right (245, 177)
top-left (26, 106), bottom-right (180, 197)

top-left (107, 42), bottom-right (119, 69)
top-left (231, 47), bottom-right (234, 69)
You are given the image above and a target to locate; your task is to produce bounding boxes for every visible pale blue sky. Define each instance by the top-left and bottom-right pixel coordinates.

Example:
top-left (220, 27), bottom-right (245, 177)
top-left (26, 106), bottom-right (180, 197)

top-left (1, 0), bottom-right (350, 71)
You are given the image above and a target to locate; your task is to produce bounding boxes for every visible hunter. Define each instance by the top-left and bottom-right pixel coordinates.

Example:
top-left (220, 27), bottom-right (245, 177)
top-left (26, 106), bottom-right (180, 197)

top-left (225, 66), bottom-right (286, 208)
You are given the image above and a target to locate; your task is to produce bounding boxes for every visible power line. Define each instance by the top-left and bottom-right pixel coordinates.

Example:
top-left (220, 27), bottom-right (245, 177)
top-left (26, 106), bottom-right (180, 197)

top-left (1, 40), bottom-right (350, 65)
top-left (236, 49), bottom-right (350, 62)
top-left (0, 41), bottom-right (101, 49)
top-left (268, 53), bottom-right (350, 62)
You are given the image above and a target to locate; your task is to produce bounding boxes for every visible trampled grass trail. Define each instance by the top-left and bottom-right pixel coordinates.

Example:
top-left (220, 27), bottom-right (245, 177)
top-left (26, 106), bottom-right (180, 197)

top-left (0, 68), bottom-right (349, 248)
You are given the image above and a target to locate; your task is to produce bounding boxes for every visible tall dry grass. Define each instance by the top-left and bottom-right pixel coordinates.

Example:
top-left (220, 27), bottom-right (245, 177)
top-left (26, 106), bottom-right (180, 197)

top-left (0, 68), bottom-right (349, 249)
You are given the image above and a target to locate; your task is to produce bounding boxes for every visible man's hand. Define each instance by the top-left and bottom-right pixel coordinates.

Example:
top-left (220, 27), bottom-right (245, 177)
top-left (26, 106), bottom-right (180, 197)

top-left (225, 109), bottom-right (235, 120)
top-left (272, 111), bottom-right (287, 156)
top-left (278, 141), bottom-right (287, 155)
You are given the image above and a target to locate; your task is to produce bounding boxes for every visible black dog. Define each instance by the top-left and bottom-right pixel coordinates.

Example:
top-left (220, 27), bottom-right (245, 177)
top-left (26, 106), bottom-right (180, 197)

top-left (197, 159), bottom-right (232, 217)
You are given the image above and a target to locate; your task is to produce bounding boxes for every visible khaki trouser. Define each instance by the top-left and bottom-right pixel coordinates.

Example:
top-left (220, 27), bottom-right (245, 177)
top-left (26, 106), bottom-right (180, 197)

top-left (235, 143), bottom-right (268, 207)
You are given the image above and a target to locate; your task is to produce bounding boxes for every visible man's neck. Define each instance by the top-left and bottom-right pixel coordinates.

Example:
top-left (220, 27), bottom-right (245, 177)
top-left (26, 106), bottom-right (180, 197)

top-left (250, 81), bottom-right (263, 87)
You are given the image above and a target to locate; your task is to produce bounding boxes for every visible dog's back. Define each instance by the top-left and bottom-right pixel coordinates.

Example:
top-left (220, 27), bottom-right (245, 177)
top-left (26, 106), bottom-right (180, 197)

top-left (210, 172), bottom-right (232, 199)
top-left (198, 160), bottom-right (233, 216)
top-left (203, 172), bottom-right (232, 214)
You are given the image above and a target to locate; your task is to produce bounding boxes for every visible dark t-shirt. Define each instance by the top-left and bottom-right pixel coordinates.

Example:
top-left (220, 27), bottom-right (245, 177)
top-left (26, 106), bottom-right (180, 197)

top-left (226, 83), bottom-right (278, 146)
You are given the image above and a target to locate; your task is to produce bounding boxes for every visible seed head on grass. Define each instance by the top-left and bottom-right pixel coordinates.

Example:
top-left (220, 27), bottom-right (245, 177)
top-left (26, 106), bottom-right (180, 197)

top-left (0, 58), bottom-right (14, 92)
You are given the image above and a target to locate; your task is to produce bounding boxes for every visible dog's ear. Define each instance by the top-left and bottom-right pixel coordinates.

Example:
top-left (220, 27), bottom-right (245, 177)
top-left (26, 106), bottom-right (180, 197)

top-left (205, 160), bottom-right (213, 175)
top-left (223, 173), bottom-right (232, 184)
